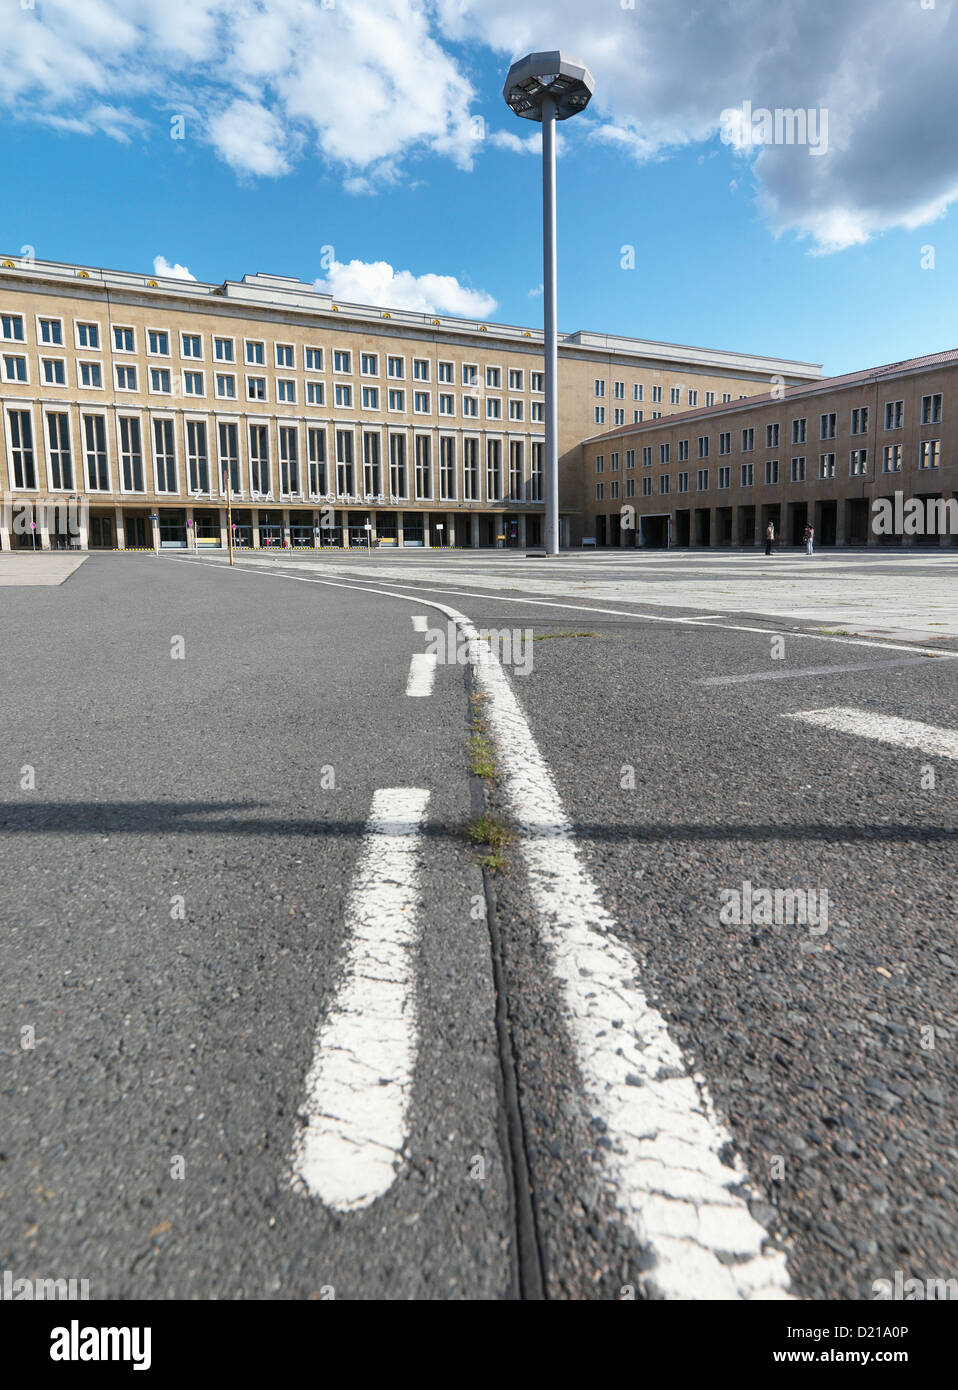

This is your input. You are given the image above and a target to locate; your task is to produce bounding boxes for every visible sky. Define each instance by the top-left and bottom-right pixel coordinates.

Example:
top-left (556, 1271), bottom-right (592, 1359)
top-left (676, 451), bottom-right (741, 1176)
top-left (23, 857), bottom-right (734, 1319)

top-left (1, 0), bottom-right (957, 377)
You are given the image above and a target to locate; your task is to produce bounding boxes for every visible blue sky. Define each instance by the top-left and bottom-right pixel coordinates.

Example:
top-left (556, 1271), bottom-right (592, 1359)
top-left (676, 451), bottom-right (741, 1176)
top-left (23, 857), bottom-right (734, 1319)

top-left (2, 1), bottom-right (957, 378)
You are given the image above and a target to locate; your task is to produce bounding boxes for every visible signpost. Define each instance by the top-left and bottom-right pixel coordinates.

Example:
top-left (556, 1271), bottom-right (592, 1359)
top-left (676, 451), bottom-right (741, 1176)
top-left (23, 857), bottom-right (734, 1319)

top-left (149, 513), bottom-right (159, 556)
top-left (364, 519), bottom-right (372, 554)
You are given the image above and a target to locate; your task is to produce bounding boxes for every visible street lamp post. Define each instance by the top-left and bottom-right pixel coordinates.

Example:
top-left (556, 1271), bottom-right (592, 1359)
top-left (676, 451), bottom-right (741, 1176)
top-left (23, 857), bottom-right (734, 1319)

top-left (503, 52), bottom-right (594, 556)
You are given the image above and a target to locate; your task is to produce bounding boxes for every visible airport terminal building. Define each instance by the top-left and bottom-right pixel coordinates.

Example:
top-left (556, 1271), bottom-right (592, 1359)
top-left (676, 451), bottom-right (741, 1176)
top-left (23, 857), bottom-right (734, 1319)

top-left (0, 255), bottom-right (818, 550)
top-left (582, 349), bottom-right (958, 548)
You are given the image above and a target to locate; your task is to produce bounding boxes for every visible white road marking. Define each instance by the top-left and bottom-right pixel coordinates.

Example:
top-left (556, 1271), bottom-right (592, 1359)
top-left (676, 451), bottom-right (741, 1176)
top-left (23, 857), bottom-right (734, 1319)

top-left (411, 614), bottom-right (429, 633)
top-left (291, 787), bottom-right (430, 1210)
top-left (784, 707), bottom-right (958, 760)
top-left (405, 651), bottom-right (437, 696)
top-left (700, 655), bottom-right (948, 686)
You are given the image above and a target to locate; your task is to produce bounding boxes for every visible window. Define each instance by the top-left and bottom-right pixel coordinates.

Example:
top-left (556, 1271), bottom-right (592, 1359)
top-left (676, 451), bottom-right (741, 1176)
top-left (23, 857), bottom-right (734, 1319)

top-left (595, 455), bottom-right (604, 474)
top-left (532, 401), bottom-right (544, 421)
top-left (633, 383), bottom-right (643, 401)
top-left (764, 459), bottom-right (779, 484)
top-left (387, 356), bottom-right (405, 379)
top-left (307, 427), bottom-right (326, 495)
top-left (439, 392), bottom-right (454, 415)
top-left (508, 440), bottom-right (523, 501)
top-left (247, 376), bottom-right (266, 402)
top-left (697, 436), bottom-right (709, 458)
top-left (819, 453), bottom-right (836, 478)
top-left (307, 381), bottom-right (325, 406)
top-left (361, 352), bottom-right (378, 376)
top-left (39, 317), bottom-right (63, 346)
top-left (740, 462), bottom-right (753, 486)
top-left (275, 343), bottom-right (294, 368)
top-left (389, 433), bottom-right (407, 498)
top-left (334, 350), bottom-right (352, 374)
top-left (246, 340), bottom-right (265, 366)
top-left (697, 468), bottom-right (709, 490)
top-left (670, 388), bottom-right (680, 405)
top-left (919, 439), bottom-right (941, 469)
top-left (219, 421), bottom-right (240, 493)
top-left (849, 448), bottom-right (868, 476)
top-left (850, 407), bottom-right (868, 435)
top-left (249, 423), bottom-right (270, 494)
top-left (742, 427), bottom-right (754, 451)
top-left (2, 354), bottom-right (27, 383)
top-left (148, 330), bottom-right (169, 356)
top-left (116, 365), bottom-right (137, 391)
top-left (625, 449), bottom-right (635, 469)
top-left (279, 425), bottom-right (299, 494)
top-left (214, 337), bottom-right (234, 363)
top-left (652, 386), bottom-right (662, 403)
top-left (820, 412), bottom-right (837, 440)
top-left (509, 400), bottom-right (524, 421)
top-left (688, 389), bottom-right (698, 407)
top-left (721, 393), bottom-right (731, 403)
top-left (642, 477), bottom-right (652, 497)
top-left (305, 347), bottom-right (324, 372)
top-left (613, 380), bottom-right (624, 399)
top-left (791, 456), bottom-right (806, 482)
top-left (659, 474), bottom-right (670, 495)
top-left (187, 420), bottom-right (210, 493)
top-left (509, 368), bottom-right (524, 391)
top-left (883, 400), bottom-right (903, 430)
top-left (439, 361), bottom-right (455, 384)
top-left (2, 313), bottom-right (25, 340)
top-left (42, 358), bottom-right (66, 385)
top-left (642, 446), bottom-right (652, 467)
top-left (462, 436), bottom-right (479, 500)
top-left (119, 416), bottom-right (145, 491)
top-left (363, 431), bottom-right (382, 496)
top-left (154, 418), bottom-right (177, 492)
top-left (883, 444), bottom-right (902, 472)
top-left (706, 391), bottom-right (716, 406)
top-left (486, 438), bottom-right (501, 500)
top-left (610, 480), bottom-right (619, 500)
top-left (215, 373), bottom-right (236, 399)
top-left (413, 359), bottom-right (430, 382)
top-left (610, 452), bottom-right (619, 471)
top-left (414, 434), bottom-right (432, 499)
top-left (922, 393), bottom-right (943, 425)
top-left (718, 466), bottom-right (731, 489)
top-left (113, 326), bottom-right (134, 352)
top-left (45, 412), bottom-right (73, 489)
top-left (718, 432), bottom-right (731, 455)
top-left (677, 472), bottom-right (689, 493)
top-left (594, 379), bottom-right (605, 397)
top-left (531, 371), bottom-right (544, 392)
top-left (362, 385), bottom-right (380, 410)
top-left (181, 334), bottom-right (202, 359)
top-left (76, 322), bottom-right (99, 349)
top-left (652, 411), bottom-right (663, 419)
top-left (388, 388), bottom-right (405, 412)
top-left (334, 383), bottom-right (352, 408)
top-left (594, 406), bottom-right (605, 424)
top-left (626, 477), bottom-right (635, 497)
top-left (151, 367), bottom-right (172, 393)
top-left (530, 441), bottom-right (543, 502)
top-left (183, 370), bottom-right (204, 397)
top-left (83, 414), bottom-right (109, 490)
top-left (336, 429), bottom-right (354, 495)
top-left (766, 423), bottom-right (779, 448)
top-left (660, 443), bottom-right (670, 464)
top-left (277, 378), bottom-right (296, 403)
top-left (595, 482), bottom-right (604, 500)
top-left (792, 417), bottom-right (807, 444)
top-left (413, 390), bottom-right (430, 414)
top-left (486, 366), bottom-right (501, 389)
top-left (8, 410), bottom-right (36, 488)
top-left (487, 397), bottom-right (502, 420)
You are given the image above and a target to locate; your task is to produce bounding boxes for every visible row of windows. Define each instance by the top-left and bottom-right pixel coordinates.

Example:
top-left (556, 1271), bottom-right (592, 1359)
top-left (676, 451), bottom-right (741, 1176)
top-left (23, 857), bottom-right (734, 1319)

top-left (2, 408), bottom-right (544, 505)
top-left (0, 315), bottom-right (546, 389)
top-left (0, 352), bottom-right (546, 419)
top-left (593, 379), bottom-right (741, 407)
top-left (594, 444), bottom-right (944, 498)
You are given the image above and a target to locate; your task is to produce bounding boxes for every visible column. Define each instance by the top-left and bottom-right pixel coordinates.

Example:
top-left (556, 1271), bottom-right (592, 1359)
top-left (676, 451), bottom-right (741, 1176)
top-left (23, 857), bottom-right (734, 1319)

top-left (76, 505), bottom-right (89, 551)
top-left (219, 507), bottom-right (228, 549)
top-left (835, 499), bottom-right (847, 547)
top-left (446, 512), bottom-right (456, 548)
top-left (150, 513), bottom-right (160, 552)
top-left (396, 511), bottom-right (404, 548)
top-left (114, 505), bottom-right (125, 550)
top-left (340, 509), bottom-right (349, 546)
top-left (710, 510), bottom-right (722, 547)
top-left (39, 507), bottom-right (51, 550)
top-left (519, 514), bottom-right (527, 547)
top-left (282, 507), bottom-right (290, 549)
top-left (423, 514), bottom-right (431, 548)
top-left (251, 507), bottom-right (261, 548)
top-left (471, 514), bottom-right (480, 549)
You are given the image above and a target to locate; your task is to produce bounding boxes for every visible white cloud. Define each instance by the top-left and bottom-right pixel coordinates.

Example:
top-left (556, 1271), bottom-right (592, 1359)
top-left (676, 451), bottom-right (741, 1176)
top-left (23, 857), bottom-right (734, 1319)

top-left (313, 258), bottom-right (497, 317)
top-left (153, 255), bottom-right (196, 281)
top-left (208, 99), bottom-right (291, 177)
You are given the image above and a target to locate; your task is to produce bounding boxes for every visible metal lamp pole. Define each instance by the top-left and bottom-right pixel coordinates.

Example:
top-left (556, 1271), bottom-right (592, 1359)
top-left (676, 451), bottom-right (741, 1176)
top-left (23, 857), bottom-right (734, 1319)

top-left (503, 52), bottom-right (594, 556)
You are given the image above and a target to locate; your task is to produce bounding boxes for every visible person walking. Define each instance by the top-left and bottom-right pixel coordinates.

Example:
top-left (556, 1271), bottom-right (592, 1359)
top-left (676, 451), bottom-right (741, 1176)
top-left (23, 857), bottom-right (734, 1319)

top-left (804, 523), bottom-right (814, 556)
top-left (765, 520), bottom-right (775, 556)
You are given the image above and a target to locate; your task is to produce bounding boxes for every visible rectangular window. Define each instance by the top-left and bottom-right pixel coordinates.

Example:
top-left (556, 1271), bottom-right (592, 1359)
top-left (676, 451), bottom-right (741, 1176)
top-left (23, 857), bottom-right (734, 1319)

top-left (462, 436), bottom-right (479, 500)
top-left (2, 313), bottom-right (24, 341)
top-left (595, 455), bottom-right (604, 474)
top-left (642, 446), bottom-right (652, 467)
top-left (246, 340), bottom-right (265, 366)
top-left (335, 383), bottom-right (352, 408)
top-left (676, 472), bottom-right (688, 493)
top-left (247, 376), bottom-right (266, 402)
top-left (633, 383), bottom-right (643, 401)
top-left (439, 435), bottom-right (456, 500)
top-left (740, 462), bottom-right (753, 486)
top-left (387, 356), bottom-right (404, 379)
top-left (697, 435), bottom-right (709, 458)
top-left (610, 452), bottom-right (619, 472)
top-left (42, 358), bottom-right (66, 385)
top-left (279, 425), bottom-right (299, 494)
top-left (438, 392), bottom-right (454, 416)
top-left (307, 427), bottom-right (326, 495)
top-left (116, 365), bottom-right (137, 391)
top-left (486, 366), bottom-right (501, 388)
top-left (275, 343), bottom-right (294, 368)
top-left (487, 397), bottom-right (502, 420)
top-left (641, 477), bottom-right (652, 497)
top-left (486, 438), bottom-right (501, 500)
top-left (305, 347), bottom-right (324, 371)
top-left (389, 433), bottom-right (407, 498)
top-left (531, 371), bottom-right (544, 392)
top-left (792, 417), bottom-right (807, 444)
top-left (277, 379), bottom-right (296, 403)
top-left (919, 439), bottom-right (941, 469)
top-left (148, 329), bottom-right (169, 356)
top-left (530, 441), bottom-right (542, 502)
top-left (718, 432), bottom-right (731, 455)
top-left (626, 478), bottom-right (635, 498)
top-left (335, 429), bottom-right (354, 495)
top-left (819, 452), bottom-right (836, 479)
top-left (921, 393), bottom-right (943, 425)
top-left (532, 401), bottom-right (544, 421)
top-left (119, 416), bottom-right (145, 491)
top-left (884, 400), bottom-right (904, 430)
top-left (183, 370), bottom-right (204, 396)
top-left (76, 322), bottom-right (99, 349)
top-left (821, 412), bottom-right (837, 439)
top-left (718, 466), bottom-right (731, 488)
top-left (677, 440), bottom-right (689, 461)
top-left (791, 456), bottom-right (806, 482)
top-left (613, 408), bottom-right (624, 425)
top-left (334, 350), bottom-right (352, 374)
top-left (215, 373), bottom-right (235, 399)
top-left (438, 361), bottom-right (454, 384)
top-left (508, 440), bottom-right (523, 500)
top-left (509, 368), bottom-right (524, 391)
top-left (625, 449), bottom-right (635, 469)
top-left (594, 406), bottom-right (605, 424)
top-left (38, 317), bottom-right (63, 346)
top-left (595, 482), bottom-right (604, 501)
top-left (8, 410), bottom-right (36, 489)
top-left (764, 459), bottom-right (779, 484)
top-left (509, 399), bottom-right (524, 421)
top-left (388, 388), bottom-right (405, 412)
top-left (151, 367), bottom-right (172, 393)
top-left (218, 421), bottom-right (240, 493)
top-left (689, 390), bottom-right (699, 406)
top-left (181, 334), bottom-right (202, 359)
top-left (214, 337), bottom-right (234, 362)
top-left (362, 385), bottom-right (379, 410)
top-left (363, 431), bottom-right (381, 496)
top-left (414, 434), bottom-right (432, 499)
top-left (766, 422), bottom-right (779, 448)
top-left (849, 448), bottom-right (868, 476)
top-left (697, 468), bottom-right (709, 490)
top-left (154, 418), bottom-right (177, 493)
top-left (361, 352), bottom-right (378, 376)
top-left (307, 381), bottom-right (325, 406)
top-left (79, 361), bottom-right (103, 389)
top-left (659, 474), bottom-right (670, 495)
top-left (113, 326), bottom-right (134, 352)
top-left (610, 480), bottom-right (619, 500)
top-left (652, 386), bottom-right (662, 403)
top-left (660, 443), bottom-right (670, 464)
top-left (83, 415), bottom-right (109, 490)
top-left (882, 443), bottom-right (902, 473)
top-left (187, 420), bottom-right (209, 492)
top-left (413, 359), bottom-right (430, 382)
top-left (670, 387), bottom-right (680, 405)
top-left (850, 407), bottom-right (868, 435)
top-left (2, 354), bottom-right (27, 383)
top-left (742, 427), bottom-right (754, 451)
top-left (413, 390), bottom-right (430, 414)
top-left (46, 412), bottom-right (73, 489)
top-left (249, 423), bottom-right (270, 494)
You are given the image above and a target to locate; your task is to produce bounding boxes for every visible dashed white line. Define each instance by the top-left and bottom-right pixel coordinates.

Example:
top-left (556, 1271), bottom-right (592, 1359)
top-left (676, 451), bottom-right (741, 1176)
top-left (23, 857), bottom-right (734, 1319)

top-left (784, 707), bottom-right (958, 760)
top-left (700, 655), bottom-right (948, 686)
top-left (405, 651), bottom-right (437, 696)
top-left (290, 787), bottom-right (430, 1211)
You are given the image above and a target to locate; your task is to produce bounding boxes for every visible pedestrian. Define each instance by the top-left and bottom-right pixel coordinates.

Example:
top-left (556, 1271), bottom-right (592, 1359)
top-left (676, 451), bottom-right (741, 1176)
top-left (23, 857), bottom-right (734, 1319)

top-left (804, 523), bottom-right (814, 556)
top-left (765, 520), bottom-right (774, 556)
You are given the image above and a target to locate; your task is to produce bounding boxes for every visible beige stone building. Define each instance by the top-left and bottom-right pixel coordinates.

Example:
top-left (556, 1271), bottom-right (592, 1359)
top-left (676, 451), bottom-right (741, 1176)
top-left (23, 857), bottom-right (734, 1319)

top-left (0, 254), bottom-right (819, 550)
top-left (582, 349), bottom-right (958, 549)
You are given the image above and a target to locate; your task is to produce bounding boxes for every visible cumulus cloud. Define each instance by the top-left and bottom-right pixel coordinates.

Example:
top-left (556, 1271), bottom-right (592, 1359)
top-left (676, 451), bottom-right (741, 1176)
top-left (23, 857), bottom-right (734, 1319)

top-left (153, 255), bottom-right (196, 281)
top-left (208, 99), bottom-right (291, 177)
top-left (314, 258), bottom-right (497, 317)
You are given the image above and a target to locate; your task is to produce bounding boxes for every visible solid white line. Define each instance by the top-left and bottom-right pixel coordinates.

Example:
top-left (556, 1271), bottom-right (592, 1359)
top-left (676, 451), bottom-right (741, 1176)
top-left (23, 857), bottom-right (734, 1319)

top-left (405, 651), bottom-right (437, 696)
top-left (784, 707), bottom-right (958, 759)
top-left (291, 788), bottom-right (430, 1210)
top-left (700, 655), bottom-right (949, 686)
